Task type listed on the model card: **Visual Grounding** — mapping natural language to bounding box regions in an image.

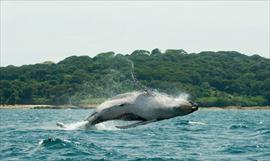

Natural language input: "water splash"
[126,58,149,92]
[57,121,88,130]
[56,120,126,131]
[95,121,121,131]
[145,90,191,108]
[176,92,190,100]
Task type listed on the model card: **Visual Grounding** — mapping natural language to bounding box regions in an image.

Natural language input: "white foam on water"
[58,120,139,131]
[188,121,206,125]
[38,140,44,146]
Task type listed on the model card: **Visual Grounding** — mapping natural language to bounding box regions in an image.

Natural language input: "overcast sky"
[1,1,269,66]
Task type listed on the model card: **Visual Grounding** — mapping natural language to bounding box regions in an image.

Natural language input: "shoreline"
[200,106,270,110]
[0,104,98,109]
[0,105,269,110]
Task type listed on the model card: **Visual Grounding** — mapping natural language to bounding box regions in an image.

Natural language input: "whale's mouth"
[192,106,199,112]
[190,101,199,112]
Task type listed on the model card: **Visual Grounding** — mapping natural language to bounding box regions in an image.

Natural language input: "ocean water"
[0,109,269,161]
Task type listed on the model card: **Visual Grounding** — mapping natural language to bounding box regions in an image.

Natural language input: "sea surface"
[0,109,269,161]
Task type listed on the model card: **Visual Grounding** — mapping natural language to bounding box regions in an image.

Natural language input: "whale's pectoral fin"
[116,119,157,129]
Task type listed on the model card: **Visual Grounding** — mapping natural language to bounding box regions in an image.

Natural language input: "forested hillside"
[1,49,269,107]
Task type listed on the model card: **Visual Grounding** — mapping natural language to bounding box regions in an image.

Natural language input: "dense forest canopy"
[1,49,269,107]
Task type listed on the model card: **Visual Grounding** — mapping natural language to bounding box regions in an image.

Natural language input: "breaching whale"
[57,91,198,129]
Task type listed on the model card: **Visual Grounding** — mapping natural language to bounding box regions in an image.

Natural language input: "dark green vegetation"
[1,49,269,107]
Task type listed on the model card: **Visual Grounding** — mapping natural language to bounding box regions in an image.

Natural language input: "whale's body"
[82,91,198,129]
[57,91,198,129]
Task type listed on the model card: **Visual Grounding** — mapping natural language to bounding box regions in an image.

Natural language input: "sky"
[1,1,269,66]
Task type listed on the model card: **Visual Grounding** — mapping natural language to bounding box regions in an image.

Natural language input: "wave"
[38,137,73,148]
[229,124,249,129]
